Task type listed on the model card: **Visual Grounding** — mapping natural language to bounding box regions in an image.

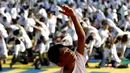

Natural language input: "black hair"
[15,39,20,44]
[102,19,108,26]
[13,29,20,36]
[86,35,94,44]
[47,44,65,64]
[3,16,7,21]
[40,17,45,22]
[124,15,129,18]
[12,19,18,24]
[37,35,46,44]
[121,34,128,43]
[114,36,122,43]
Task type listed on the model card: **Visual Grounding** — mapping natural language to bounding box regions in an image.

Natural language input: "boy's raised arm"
[59,5,85,55]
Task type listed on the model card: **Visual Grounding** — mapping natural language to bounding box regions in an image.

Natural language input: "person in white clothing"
[0,30,8,71]
[37,5,47,21]
[117,32,130,59]
[95,19,109,60]
[47,5,87,73]
[32,20,50,69]
[16,24,33,62]
[63,20,78,51]
[97,35,121,68]
[46,11,57,41]
[84,26,102,66]
[24,11,36,39]
[98,19,109,45]
[94,9,106,29]
[10,4,18,20]
[55,30,73,50]
[10,38,28,68]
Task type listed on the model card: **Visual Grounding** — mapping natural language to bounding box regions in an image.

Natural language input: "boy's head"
[121,34,128,43]
[13,29,20,36]
[15,39,21,45]
[101,19,109,29]
[47,44,76,67]
[114,36,122,43]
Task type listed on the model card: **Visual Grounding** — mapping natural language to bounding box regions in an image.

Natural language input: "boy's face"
[58,47,76,66]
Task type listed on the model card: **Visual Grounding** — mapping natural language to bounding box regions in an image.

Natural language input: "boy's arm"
[59,5,85,55]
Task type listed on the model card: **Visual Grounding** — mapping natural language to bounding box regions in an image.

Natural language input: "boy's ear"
[57,62,64,67]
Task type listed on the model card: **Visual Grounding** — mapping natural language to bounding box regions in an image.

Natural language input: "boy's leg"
[10,55,18,68]
[98,54,107,67]
[111,60,118,68]
[98,58,107,67]
[39,53,44,65]
[33,58,40,69]
[26,48,34,62]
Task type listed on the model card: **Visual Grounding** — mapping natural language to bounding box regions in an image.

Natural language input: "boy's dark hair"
[114,36,122,43]
[15,39,20,44]
[102,19,108,26]
[13,29,20,36]
[86,35,94,44]
[47,44,65,64]
[3,16,7,21]
[37,35,46,44]
[121,34,128,43]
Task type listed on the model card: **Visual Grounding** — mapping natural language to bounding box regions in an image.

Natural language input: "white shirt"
[14,40,26,56]
[124,32,130,48]
[60,52,87,73]
[75,7,83,21]
[35,42,46,54]
[111,44,121,63]
[0,23,8,38]
[66,26,78,41]
[1,1,7,7]
[50,4,60,16]
[98,28,109,44]
[3,12,12,24]
[47,15,57,34]
[11,7,18,19]
[61,33,73,46]
[119,4,128,20]
[35,27,49,41]
[37,20,50,37]
[19,25,32,48]
[0,37,8,59]
[38,8,47,18]
[25,18,36,32]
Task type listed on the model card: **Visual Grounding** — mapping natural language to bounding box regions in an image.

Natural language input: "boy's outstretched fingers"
[59,5,75,17]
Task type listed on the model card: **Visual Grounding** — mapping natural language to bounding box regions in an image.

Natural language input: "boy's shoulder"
[75,51,87,63]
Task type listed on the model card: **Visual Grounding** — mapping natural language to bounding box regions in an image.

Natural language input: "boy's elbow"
[79,33,86,41]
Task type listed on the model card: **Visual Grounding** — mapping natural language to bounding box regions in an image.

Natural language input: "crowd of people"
[0,0,130,72]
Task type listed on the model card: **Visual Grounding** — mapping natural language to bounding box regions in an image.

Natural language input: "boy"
[47,5,87,73]
[0,30,8,71]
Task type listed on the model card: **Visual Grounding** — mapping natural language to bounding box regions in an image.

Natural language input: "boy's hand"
[59,5,75,17]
